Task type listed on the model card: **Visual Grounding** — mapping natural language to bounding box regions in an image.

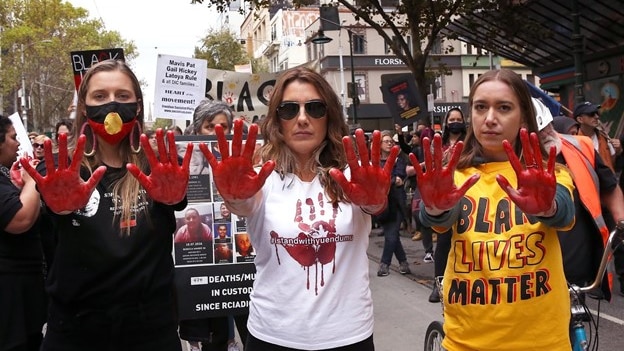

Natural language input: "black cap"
[574,101,601,117]
[552,116,579,134]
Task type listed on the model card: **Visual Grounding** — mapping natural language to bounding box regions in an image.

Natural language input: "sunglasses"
[32,143,44,149]
[276,100,327,120]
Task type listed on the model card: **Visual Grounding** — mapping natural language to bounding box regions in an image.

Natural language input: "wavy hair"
[258,67,349,204]
[457,69,544,169]
[74,59,146,235]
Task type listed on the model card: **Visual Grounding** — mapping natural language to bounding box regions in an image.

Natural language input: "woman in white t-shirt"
[200,67,398,350]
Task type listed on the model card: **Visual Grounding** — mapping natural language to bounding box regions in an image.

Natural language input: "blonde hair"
[74,59,147,235]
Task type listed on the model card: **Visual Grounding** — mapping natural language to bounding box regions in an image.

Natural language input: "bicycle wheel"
[424,321,445,351]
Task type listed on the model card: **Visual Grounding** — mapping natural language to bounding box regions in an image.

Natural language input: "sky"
[67,0,243,109]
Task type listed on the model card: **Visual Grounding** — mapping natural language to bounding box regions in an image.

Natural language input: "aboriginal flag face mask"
[86,101,138,145]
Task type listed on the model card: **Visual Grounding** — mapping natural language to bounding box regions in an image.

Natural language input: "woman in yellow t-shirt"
[415,69,575,351]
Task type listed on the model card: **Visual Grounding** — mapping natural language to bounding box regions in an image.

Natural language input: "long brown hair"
[74,59,147,234]
[259,67,349,204]
[457,69,545,169]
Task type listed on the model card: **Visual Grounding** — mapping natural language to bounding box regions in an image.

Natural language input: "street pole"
[348,30,357,124]
[20,44,28,130]
[337,30,347,121]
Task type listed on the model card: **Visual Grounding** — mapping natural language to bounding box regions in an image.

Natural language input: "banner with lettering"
[205,68,278,124]
[70,48,125,91]
[174,135,261,319]
[381,74,427,127]
[153,54,208,121]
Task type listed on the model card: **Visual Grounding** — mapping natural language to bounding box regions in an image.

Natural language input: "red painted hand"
[20,133,106,214]
[10,160,24,188]
[199,119,275,201]
[412,133,479,213]
[127,129,192,205]
[10,156,38,188]
[496,128,557,215]
[329,129,397,206]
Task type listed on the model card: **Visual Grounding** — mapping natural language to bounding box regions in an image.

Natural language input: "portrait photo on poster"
[173,202,214,266]
[381,74,426,127]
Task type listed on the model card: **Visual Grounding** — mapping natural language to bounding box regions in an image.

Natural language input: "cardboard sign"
[381,74,427,127]
[70,48,125,91]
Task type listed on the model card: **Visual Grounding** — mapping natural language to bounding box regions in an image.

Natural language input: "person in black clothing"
[23,59,192,351]
[0,115,47,351]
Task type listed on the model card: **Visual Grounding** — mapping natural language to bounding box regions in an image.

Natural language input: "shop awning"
[443,0,624,74]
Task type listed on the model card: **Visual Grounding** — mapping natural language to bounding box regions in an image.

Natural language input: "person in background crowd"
[178,99,244,351]
[416,107,468,302]
[144,129,158,154]
[416,69,575,351]
[547,111,624,302]
[54,118,73,144]
[0,115,47,351]
[575,102,624,295]
[22,59,192,351]
[200,67,396,350]
[32,134,51,161]
[28,131,39,144]
[376,130,411,277]
[574,101,621,172]
[169,125,183,136]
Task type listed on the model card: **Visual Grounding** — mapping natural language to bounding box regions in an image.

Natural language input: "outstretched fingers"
[199,142,218,170]
[342,135,360,172]
[354,129,370,166]
[242,124,258,159]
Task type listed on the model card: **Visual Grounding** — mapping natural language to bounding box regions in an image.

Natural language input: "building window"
[352,33,365,54]
[385,35,412,55]
[431,38,442,55]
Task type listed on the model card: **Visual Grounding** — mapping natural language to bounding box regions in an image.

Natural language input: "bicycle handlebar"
[574,228,624,294]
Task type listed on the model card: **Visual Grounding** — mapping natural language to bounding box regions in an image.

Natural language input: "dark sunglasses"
[277,100,327,120]
[32,143,44,149]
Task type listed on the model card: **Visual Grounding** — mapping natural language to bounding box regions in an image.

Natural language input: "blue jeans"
[380,210,407,265]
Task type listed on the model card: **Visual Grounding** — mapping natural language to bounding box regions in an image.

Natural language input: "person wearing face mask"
[24,59,193,351]
[409,108,467,302]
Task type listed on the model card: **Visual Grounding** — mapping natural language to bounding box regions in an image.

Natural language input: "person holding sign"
[200,67,397,350]
[178,99,243,351]
[20,59,193,351]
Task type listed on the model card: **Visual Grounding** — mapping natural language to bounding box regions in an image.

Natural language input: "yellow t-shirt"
[441,161,574,351]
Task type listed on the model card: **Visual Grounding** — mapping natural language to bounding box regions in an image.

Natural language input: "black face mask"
[85,101,138,145]
[446,122,466,134]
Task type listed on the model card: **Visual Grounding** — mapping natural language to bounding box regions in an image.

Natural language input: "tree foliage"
[190,0,547,100]
[0,0,136,132]
[194,28,253,71]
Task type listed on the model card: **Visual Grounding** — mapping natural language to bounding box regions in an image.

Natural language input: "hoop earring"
[80,122,96,157]
[131,120,142,154]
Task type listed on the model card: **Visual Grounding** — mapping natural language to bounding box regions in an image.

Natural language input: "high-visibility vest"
[559,134,612,297]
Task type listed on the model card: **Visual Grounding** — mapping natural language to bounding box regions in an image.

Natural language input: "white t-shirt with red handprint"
[244,170,374,349]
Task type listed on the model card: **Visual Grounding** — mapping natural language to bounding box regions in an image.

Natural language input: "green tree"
[194,28,252,71]
[191,0,546,100]
[0,0,136,132]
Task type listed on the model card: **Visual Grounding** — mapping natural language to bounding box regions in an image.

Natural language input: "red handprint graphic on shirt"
[270,192,346,295]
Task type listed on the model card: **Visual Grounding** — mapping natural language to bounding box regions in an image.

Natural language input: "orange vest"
[559,134,612,295]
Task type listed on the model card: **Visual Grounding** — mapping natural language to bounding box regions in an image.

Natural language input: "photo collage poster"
[173,135,259,319]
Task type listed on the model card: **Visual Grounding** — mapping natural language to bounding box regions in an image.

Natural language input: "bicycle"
[423,228,624,351]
